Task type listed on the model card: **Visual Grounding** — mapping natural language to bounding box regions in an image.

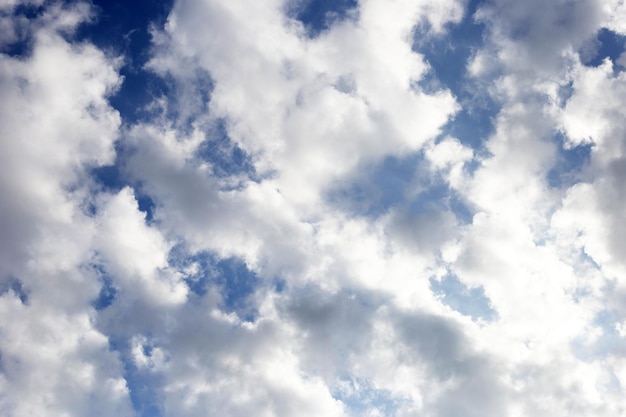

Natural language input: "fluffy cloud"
[0,2,133,416]
[3,0,626,416]
[147,0,460,209]
[441,0,626,414]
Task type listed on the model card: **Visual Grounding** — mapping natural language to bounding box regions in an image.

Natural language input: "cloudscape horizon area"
[1,0,626,416]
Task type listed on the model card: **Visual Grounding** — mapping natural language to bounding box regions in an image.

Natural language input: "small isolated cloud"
[2,0,626,416]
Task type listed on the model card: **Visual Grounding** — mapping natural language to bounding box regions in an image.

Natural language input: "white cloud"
[603,0,626,34]
[119,0,626,414]
[148,0,461,210]
[0,297,132,417]
[553,60,626,320]
[441,0,626,413]
[425,136,473,188]
[0,2,133,416]
[94,187,188,306]
[4,0,626,416]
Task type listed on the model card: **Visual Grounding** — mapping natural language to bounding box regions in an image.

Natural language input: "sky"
[1,0,626,416]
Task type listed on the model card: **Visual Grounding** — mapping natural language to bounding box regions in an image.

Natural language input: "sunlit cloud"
[2,0,626,416]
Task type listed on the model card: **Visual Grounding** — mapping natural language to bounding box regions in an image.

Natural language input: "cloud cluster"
[0,2,132,416]
[2,0,626,416]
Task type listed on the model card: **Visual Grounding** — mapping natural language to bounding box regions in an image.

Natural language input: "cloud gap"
[73,0,175,122]
[413,1,486,96]
[430,274,497,322]
[547,133,593,189]
[325,153,425,218]
[332,377,406,416]
[194,119,259,182]
[0,277,29,305]
[107,335,166,417]
[287,0,358,38]
[169,248,261,322]
[583,28,626,70]
[92,266,118,311]
[0,3,44,58]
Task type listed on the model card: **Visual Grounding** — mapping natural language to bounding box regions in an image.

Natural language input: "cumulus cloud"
[441,0,626,413]
[3,0,626,416]
[147,0,460,209]
[0,2,132,416]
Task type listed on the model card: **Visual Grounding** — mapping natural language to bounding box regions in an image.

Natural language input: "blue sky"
[2,0,626,416]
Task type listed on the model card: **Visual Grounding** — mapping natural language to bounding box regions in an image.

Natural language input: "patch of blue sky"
[579,247,601,271]
[288,0,358,38]
[0,3,43,57]
[92,274,117,311]
[215,257,260,320]
[449,190,475,225]
[327,152,474,224]
[326,153,422,218]
[90,159,157,222]
[194,119,260,184]
[557,80,574,107]
[169,247,260,322]
[74,0,175,123]
[408,181,474,225]
[571,308,625,363]
[413,0,485,94]
[441,101,498,153]
[88,259,119,311]
[333,377,407,417]
[414,0,497,151]
[70,0,178,223]
[112,70,174,125]
[0,277,29,305]
[430,274,497,322]
[547,133,593,189]
[107,336,165,417]
[583,28,626,72]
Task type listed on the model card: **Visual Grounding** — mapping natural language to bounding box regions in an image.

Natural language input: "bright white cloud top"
[1,0,626,416]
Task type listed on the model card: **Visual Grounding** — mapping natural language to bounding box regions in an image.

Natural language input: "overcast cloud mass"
[1,0,626,416]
